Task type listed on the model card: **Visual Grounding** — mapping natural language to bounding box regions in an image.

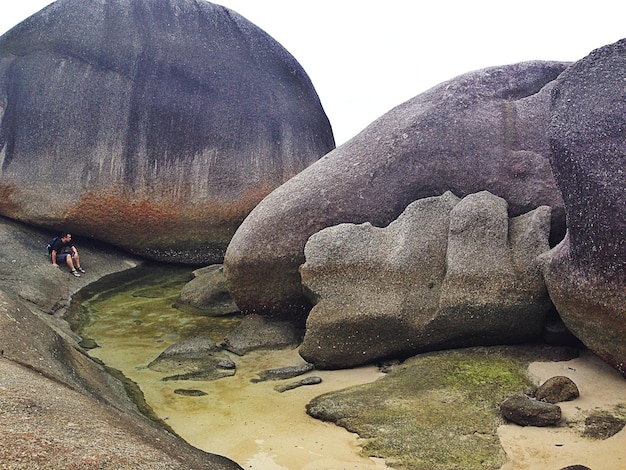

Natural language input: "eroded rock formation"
[299,191,553,368]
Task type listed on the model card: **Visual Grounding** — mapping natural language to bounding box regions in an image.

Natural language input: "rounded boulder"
[0,0,334,263]
[225,60,568,320]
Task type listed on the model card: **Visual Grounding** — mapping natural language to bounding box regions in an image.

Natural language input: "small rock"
[174,389,208,397]
[274,376,322,393]
[536,376,580,403]
[501,395,561,426]
[217,359,237,370]
[559,466,592,470]
[251,363,314,383]
[149,337,221,364]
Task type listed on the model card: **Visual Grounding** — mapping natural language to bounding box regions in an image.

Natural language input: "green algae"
[70,264,241,352]
[307,345,579,470]
[66,263,243,430]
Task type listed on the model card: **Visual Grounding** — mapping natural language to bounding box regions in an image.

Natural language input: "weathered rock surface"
[148,337,236,381]
[274,376,322,393]
[174,388,208,397]
[582,410,626,439]
[500,395,562,426]
[543,39,626,377]
[222,314,303,355]
[251,363,314,383]
[299,191,553,368]
[0,216,241,469]
[535,376,580,403]
[0,0,334,264]
[306,346,577,469]
[176,264,239,316]
[224,60,568,322]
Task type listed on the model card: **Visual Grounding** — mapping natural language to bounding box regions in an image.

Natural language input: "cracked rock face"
[543,39,626,377]
[224,60,568,322]
[299,191,553,369]
[0,0,334,264]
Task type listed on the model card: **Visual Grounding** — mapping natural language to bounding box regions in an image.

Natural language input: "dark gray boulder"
[176,264,239,316]
[274,376,322,393]
[299,191,553,368]
[535,376,579,403]
[224,61,568,322]
[0,0,334,264]
[222,314,303,355]
[542,39,626,377]
[500,395,562,427]
[148,337,236,381]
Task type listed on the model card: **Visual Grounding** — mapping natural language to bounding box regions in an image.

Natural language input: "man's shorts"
[56,253,72,263]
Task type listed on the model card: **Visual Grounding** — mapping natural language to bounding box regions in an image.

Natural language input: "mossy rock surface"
[582,407,626,439]
[306,345,578,470]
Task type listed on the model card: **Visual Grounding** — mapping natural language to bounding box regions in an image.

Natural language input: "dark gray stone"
[274,376,322,393]
[174,389,208,397]
[535,376,579,403]
[176,265,239,316]
[222,314,303,356]
[582,410,626,440]
[224,60,568,322]
[0,0,334,264]
[501,395,562,426]
[148,337,236,382]
[251,363,314,383]
[543,39,626,377]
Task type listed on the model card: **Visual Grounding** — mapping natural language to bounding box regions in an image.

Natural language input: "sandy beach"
[498,350,626,470]
[88,342,626,470]
[91,346,391,469]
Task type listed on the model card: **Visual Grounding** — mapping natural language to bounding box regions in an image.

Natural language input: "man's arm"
[51,250,58,267]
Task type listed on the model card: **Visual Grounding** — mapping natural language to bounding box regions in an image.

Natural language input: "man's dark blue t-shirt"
[51,237,73,255]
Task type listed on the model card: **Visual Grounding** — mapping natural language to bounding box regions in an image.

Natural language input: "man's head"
[61,233,72,243]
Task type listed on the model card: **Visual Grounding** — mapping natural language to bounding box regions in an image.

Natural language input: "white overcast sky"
[1,1,625,144]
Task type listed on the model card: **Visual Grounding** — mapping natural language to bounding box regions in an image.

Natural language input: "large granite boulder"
[299,191,553,368]
[542,39,626,377]
[224,61,568,322]
[0,0,334,264]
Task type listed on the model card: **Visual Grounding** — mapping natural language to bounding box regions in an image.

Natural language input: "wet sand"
[498,350,626,470]
[80,266,625,470]
[90,342,626,470]
[90,346,390,469]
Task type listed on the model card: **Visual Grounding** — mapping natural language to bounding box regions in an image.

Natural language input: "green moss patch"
[307,346,578,470]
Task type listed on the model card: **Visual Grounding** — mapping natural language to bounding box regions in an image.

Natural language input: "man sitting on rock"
[50,232,85,277]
